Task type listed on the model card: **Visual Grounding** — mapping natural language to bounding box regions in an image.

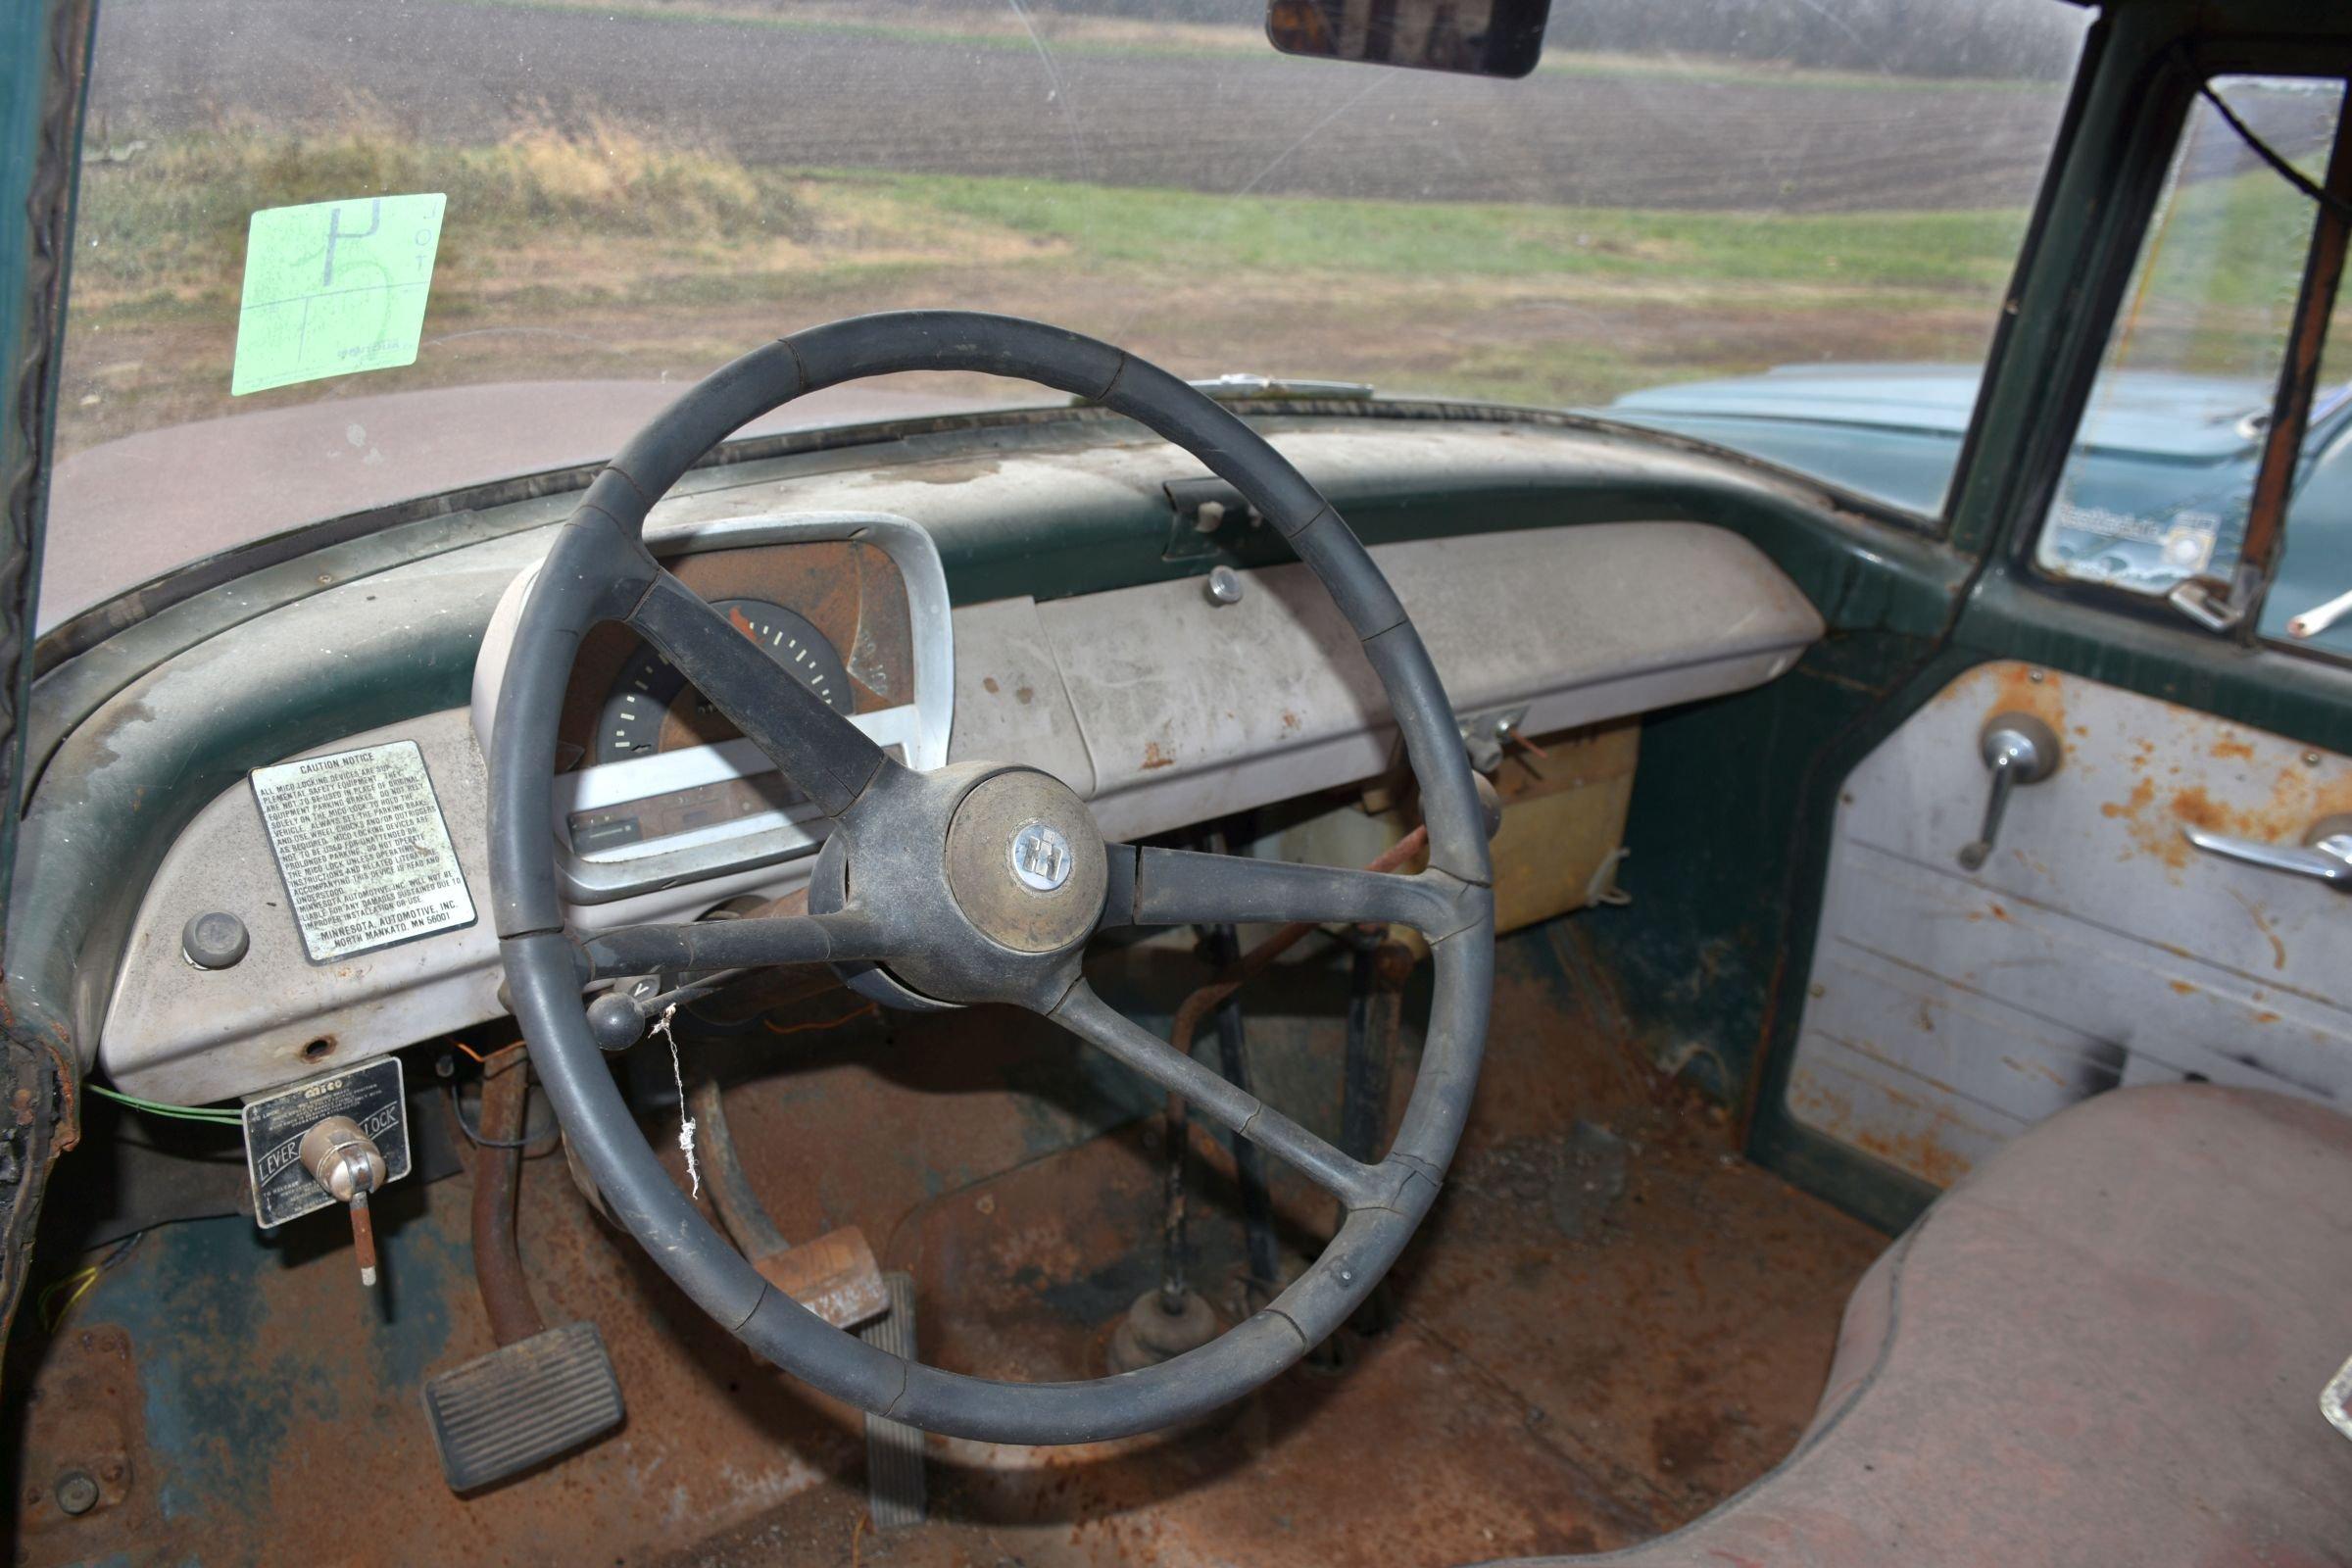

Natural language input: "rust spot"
[2168,980,2196,997]
[2255,1009,2283,1025]
[1984,662,2065,734]
[2101,778,2199,870]
[2170,786,2227,831]
[2104,745,2352,876]
[2102,778,2155,821]
[2230,891,2288,971]
[982,676,1000,694]
[1015,685,1034,706]
[1788,1072,1974,1188]
[1852,1123,1972,1187]
[1141,742,1175,771]
[1281,710,1301,733]
[2001,1054,2068,1089]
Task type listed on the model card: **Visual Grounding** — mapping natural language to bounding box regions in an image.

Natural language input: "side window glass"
[2035,77,2345,622]
[2262,281,2352,657]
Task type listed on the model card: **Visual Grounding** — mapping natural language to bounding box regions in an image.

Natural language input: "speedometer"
[594,598,855,763]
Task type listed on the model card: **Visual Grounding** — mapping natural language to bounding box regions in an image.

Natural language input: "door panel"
[1788,658,2352,1187]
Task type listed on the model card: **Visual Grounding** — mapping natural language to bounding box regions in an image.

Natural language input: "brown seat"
[1490,1084,2352,1566]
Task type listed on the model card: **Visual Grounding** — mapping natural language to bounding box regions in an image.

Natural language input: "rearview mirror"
[1267,0,1552,79]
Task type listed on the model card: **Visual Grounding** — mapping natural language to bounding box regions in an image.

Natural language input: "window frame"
[2000,44,2352,670]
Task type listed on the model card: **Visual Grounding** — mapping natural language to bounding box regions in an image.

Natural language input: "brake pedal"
[860,1271,927,1530]
[422,1319,625,1492]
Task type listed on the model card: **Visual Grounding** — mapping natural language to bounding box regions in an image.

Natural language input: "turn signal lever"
[1957,712,2061,871]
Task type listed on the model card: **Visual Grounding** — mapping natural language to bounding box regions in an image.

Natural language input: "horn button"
[942,770,1107,955]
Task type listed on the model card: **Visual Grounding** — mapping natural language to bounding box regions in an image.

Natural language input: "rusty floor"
[6,922,1885,1568]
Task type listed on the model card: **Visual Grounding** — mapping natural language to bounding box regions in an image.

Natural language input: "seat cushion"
[1489,1084,2352,1566]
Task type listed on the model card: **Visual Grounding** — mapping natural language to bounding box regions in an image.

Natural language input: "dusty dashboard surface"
[76,442,1825,1112]
[96,514,956,1106]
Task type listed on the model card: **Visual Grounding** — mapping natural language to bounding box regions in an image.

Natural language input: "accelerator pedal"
[859,1271,928,1529]
[422,1320,624,1492]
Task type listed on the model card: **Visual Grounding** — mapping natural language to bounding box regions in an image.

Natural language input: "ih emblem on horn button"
[1008,820,1073,893]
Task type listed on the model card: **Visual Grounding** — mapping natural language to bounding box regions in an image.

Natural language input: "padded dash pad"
[421,1321,624,1493]
[232,193,444,395]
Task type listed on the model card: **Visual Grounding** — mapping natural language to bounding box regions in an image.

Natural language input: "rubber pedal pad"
[859,1272,928,1529]
[422,1320,624,1492]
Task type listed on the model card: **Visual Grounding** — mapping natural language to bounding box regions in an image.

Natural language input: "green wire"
[81,1082,242,1124]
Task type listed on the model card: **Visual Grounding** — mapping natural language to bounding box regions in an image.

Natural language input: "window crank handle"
[1957,712,2061,871]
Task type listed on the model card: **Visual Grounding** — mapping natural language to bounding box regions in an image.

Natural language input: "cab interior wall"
[39,2,2352,1561]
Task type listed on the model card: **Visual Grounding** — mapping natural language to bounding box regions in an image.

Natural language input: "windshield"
[46,0,2090,628]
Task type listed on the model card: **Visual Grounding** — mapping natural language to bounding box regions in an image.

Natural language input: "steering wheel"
[489,312,1495,1445]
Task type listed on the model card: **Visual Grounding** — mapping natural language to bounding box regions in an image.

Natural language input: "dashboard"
[29,417,1850,1111]
[473,513,953,901]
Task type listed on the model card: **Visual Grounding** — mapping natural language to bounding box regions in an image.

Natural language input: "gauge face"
[595,598,855,763]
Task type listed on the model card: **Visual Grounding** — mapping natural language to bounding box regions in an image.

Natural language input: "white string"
[653,1003,700,1198]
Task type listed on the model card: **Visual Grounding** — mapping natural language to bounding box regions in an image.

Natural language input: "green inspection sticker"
[230,193,446,396]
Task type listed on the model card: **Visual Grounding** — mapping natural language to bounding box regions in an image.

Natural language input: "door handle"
[1957,712,2061,870]
[2183,814,2352,890]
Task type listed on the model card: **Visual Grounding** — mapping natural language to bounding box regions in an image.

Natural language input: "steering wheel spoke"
[577,907,896,981]
[1048,980,1385,1208]
[1111,843,1467,937]
[625,568,895,819]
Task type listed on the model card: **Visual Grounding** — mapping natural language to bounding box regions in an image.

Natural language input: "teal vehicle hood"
[1600,362,2352,662]
[1607,364,2273,481]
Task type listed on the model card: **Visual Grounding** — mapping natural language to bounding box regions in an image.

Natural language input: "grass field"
[58,116,2038,456]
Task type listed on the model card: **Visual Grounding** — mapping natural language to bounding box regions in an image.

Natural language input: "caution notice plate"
[251,740,476,962]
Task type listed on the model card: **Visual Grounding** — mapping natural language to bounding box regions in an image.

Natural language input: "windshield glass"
[47,0,2090,628]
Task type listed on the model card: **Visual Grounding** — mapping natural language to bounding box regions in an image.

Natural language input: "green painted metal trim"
[0,0,94,1382]
[0,0,90,952]
[1736,638,2003,1233]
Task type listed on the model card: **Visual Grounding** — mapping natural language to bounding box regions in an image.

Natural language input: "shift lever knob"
[300,1114,387,1287]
